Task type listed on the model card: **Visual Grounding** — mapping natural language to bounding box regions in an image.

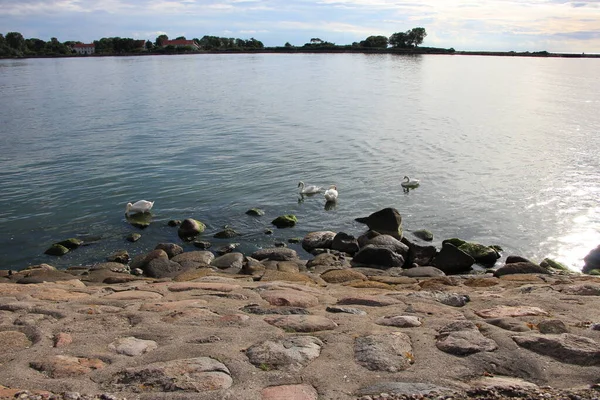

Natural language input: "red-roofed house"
[72,43,95,55]
[162,39,199,49]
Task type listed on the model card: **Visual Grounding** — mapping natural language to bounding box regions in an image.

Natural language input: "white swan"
[324,185,338,202]
[401,176,420,189]
[298,181,323,194]
[125,200,154,215]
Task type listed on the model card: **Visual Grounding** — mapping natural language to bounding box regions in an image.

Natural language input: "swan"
[125,200,154,215]
[401,176,420,189]
[324,185,338,202]
[298,181,323,195]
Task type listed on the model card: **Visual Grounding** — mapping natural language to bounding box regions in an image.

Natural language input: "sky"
[1,0,599,53]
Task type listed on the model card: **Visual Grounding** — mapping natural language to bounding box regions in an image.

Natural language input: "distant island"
[1,28,598,59]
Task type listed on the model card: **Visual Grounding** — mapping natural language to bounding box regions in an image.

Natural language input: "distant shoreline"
[2,47,599,60]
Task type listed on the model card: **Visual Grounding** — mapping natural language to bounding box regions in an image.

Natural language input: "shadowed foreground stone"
[512,333,600,365]
[354,332,414,372]
[246,336,324,371]
[114,357,232,392]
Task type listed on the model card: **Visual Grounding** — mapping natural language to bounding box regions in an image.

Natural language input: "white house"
[72,43,95,55]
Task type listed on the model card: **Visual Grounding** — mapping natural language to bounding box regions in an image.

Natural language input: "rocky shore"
[2,208,600,400]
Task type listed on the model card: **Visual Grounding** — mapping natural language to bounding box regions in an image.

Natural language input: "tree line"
[0,27,428,58]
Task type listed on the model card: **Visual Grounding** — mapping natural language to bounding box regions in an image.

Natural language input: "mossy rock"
[457,242,500,266]
[442,238,466,247]
[56,238,83,250]
[540,258,569,271]
[288,237,302,243]
[271,215,298,228]
[588,269,600,276]
[264,229,274,235]
[126,212,152,229]
[44,244,69,256]
[246,208,265,216]
[490,245,504,252]
[412,229,433,241]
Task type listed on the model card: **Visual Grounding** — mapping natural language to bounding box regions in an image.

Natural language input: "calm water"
[0,54,599,271]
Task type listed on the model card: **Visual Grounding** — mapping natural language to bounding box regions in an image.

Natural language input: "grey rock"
[172,251,214,265]
[354,333,414,372]
[493,262,552,277]
[538,319,569,334]
[352,245,405,269]
[114,357,231,392]
[250,247,298,261]
[331,232,359,254]
[302,231,336,252]
[245,336,323,371]
[211,252,244,270]
[155,243,184,258]
[436,321,498,355]
[513,333,600,365]
[144,258,185,279]
[365,234,409,257]
[485,318,531,332]
[325,306,367,315]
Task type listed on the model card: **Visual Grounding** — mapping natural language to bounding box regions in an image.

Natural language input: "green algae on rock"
[272,215,298,228]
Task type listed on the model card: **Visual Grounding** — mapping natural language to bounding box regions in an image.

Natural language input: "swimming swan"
[125,200,154,215]
[401,176,420,189]
[298,181,323,194]
[324,185,338,202]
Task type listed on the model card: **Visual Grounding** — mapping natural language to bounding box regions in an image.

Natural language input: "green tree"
[360,35,388,48]
[155,34,168,47]
[284,42,292,48]
[407,27,427,47]
[175,36,186,40]
[145,40,153,51]
[5,32,25,52]
[389,28,427,48]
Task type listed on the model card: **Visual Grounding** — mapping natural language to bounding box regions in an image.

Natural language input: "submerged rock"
[245,208,265,216]
[44,244,69,256]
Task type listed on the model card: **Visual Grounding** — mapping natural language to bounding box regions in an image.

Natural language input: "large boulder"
[432,243,474,275]
[364,235,409,259]
[331,232,359,255]
[302,231,336,253]
[351,245,405,269]
[583,244,600,274]
[144,258,186,279]
[493,262,551,277]
[178,219,206,241]
[251,248,298,262]
[355,208,403,239]
[443,239,500,266]
[155,243,184,258]
[401,233,437,266]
